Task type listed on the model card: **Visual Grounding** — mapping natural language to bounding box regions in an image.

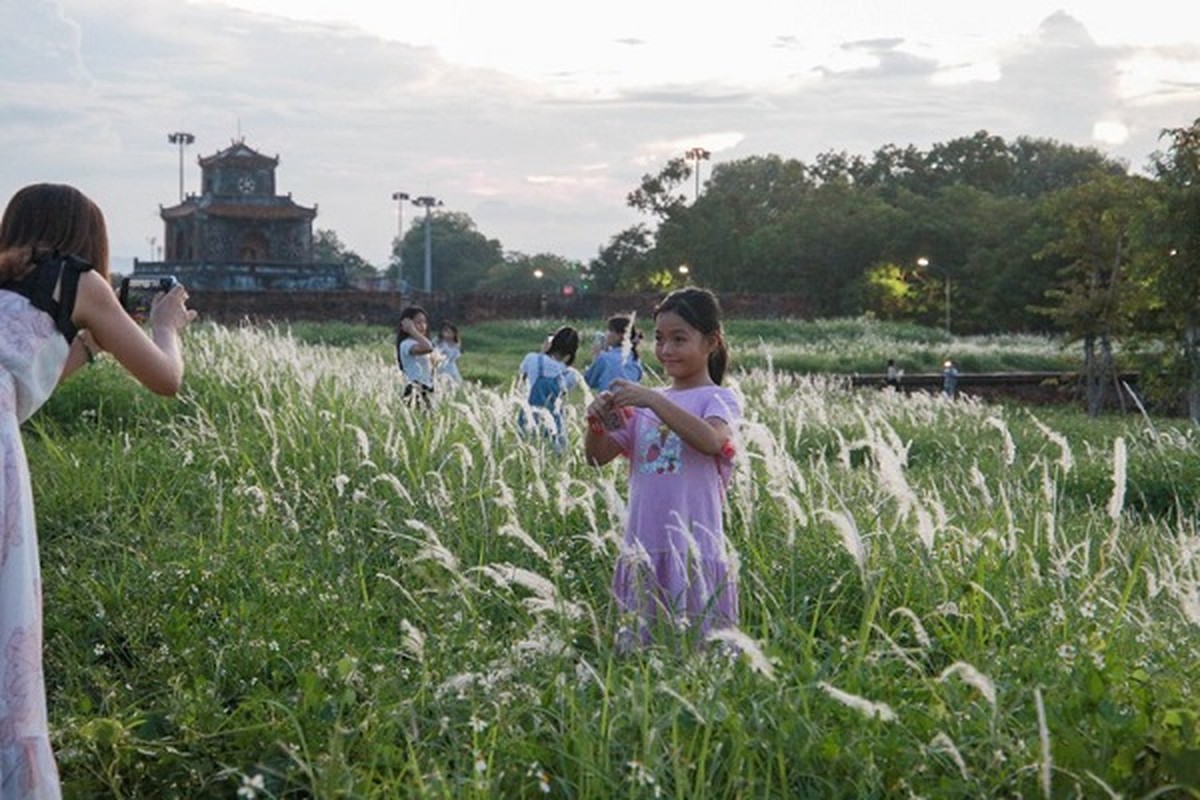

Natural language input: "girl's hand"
[607,378,656,409]
[586,391,616,419]
[149,283,197,334]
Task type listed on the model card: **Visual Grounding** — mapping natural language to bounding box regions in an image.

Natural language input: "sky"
[2,0,1199,273]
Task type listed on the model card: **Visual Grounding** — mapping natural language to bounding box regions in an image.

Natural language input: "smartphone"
[118,275,178,316]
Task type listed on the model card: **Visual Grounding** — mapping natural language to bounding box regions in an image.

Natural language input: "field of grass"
[283,317,1083,388]
[24,320,1200,798]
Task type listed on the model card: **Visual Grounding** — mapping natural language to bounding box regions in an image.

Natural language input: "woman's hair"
[395,305,428,346]
[655,287,728,384]
[606,313,642,360]
[545,326,580,366]
[0,183,110,282]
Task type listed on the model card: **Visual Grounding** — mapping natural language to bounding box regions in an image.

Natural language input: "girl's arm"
[59,329,98,380]
[400,319,434,355]
[70,270,195,396]
[607,379,730,456]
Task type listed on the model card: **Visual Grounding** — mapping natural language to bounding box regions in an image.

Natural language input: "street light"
[678,264,690,285]
[391,191,410,288]
[917,256,950,334]
[411,195,443,293]
[167,131,195,202]
[684,146,711,202]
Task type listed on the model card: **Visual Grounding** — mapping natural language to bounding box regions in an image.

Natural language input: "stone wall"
[187,289,810,325]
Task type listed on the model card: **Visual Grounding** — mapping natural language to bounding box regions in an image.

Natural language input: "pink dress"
[605,385,740,644]
[1,255,88,800]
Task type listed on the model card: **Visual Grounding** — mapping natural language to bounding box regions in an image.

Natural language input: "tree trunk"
[1186,322,1200,424]
[1083,334,1104,417]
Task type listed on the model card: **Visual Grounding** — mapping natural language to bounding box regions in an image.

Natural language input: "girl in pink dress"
[0,184,196,799]
[584,287,740,647]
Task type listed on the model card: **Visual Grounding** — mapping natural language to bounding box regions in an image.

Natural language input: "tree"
[477,252,583,292]
[395,211,503,294]
[313,229,377,281]
[626,157,691,220]
[1034,173,1149,415]
[1136,117,1200,422]
[587,225,656,291]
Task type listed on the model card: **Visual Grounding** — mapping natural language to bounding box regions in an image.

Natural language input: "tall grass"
[25,322,1198,798]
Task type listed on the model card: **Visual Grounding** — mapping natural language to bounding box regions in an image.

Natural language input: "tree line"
[318,118,1200,421]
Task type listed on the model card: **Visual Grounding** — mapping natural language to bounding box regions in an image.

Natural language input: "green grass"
[22,320,1199,798]
[283,316,1082,388]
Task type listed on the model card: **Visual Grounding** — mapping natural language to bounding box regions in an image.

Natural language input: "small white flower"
[237,773,265,799]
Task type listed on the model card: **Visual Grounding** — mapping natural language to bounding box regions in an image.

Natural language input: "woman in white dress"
[0,183,196,799]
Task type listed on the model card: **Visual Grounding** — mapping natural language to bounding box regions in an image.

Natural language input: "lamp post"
[917,257,950,334]
[678,264,690,285]
[412,195,443,293]
[391,191,410,289]
[167,131,195,202]
[684,146,711,202]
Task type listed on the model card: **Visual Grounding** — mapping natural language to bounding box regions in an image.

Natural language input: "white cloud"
[2,0,1199,271]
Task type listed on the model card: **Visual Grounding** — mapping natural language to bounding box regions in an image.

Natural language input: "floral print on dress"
[1,281,68,799]
[636,422,683,475]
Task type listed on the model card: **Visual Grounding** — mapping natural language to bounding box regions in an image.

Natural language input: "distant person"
[0,182,197,798]
[585,313,644,391]
[885,358,900,389]
[434,321,462,384]
[585,287,741,648]
[518,326,581,451]
[942,359,959,398]
[396,305,434,407]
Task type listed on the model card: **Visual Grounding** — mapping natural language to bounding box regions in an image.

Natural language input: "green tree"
[1034,173,1149,415]
[395,211,503,294]
[477,253,582,292]
[587,225,656,291]
[313,229,377,281]
[1136,117,1200,422]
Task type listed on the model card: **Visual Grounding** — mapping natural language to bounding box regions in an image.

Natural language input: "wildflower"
[1079,601,1096,620]
[237,773,265,799]
[1057,643,1076,665]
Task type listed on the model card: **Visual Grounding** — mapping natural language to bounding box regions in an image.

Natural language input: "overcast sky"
[2,0,1198,272]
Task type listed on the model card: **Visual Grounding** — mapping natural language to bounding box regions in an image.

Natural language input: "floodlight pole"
[392,191,410,288]
[167,131,195,202]
[412,195,443,293]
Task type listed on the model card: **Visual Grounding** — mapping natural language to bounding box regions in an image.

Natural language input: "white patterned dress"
[0,254,89,800]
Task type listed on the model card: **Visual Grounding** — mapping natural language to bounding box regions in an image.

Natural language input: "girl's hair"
[655,287,729,384]
[545,326,580,366]
[439,321,460,344]
[0,183,110,282]
[395,305,428,346]
[606,313,642,360]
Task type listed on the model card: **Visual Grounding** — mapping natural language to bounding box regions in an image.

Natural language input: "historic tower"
[151,140,342,289]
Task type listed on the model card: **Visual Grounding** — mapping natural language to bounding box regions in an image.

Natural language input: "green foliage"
[26,323,1197,797]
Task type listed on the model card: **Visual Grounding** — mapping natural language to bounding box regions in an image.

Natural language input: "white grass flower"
[985,415,1017,466]
[938,661,997,708]
[818,681,896,722]
[888,607,931,649]
[819,508,867,576]
[237,773,265,799]
[1035,687,1053,798]
[706,628,775,680]
[1029,413,1074,474]
[929,731,970,780]
[399,619,425,662]
[1107,436,1127,521]
[498,521,550,563]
